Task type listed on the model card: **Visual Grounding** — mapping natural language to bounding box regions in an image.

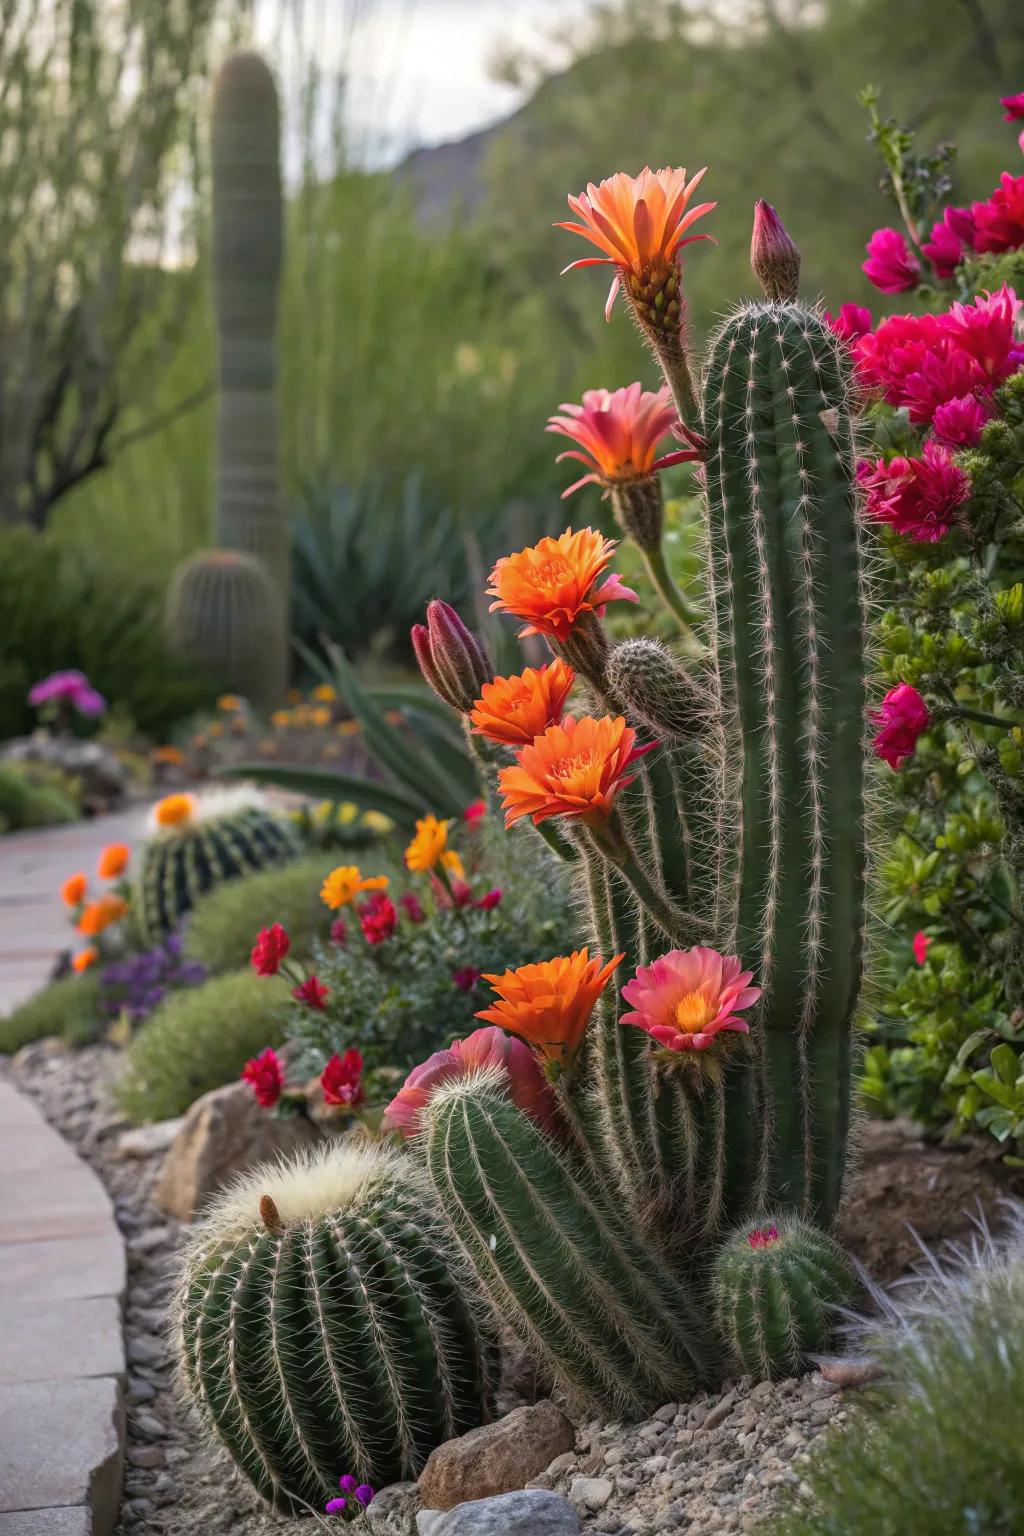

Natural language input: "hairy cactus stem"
[621,274,700,431]
[585,812,698,946]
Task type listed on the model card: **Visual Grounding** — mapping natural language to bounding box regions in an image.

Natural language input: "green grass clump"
[0,762,80,834]
[0,972,103,1054]
[763,1215,1024,1536]
[115,970,289,1124]
[182,851,375,973]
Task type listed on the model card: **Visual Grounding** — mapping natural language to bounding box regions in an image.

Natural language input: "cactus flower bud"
[412,600,493,713]
[751,200,801,303]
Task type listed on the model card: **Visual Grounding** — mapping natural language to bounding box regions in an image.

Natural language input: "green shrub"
[0,762,80,834]
[0,526,214,740]
[115,970,289,1123]
[0,972,103,1054]
[182,850,392,974]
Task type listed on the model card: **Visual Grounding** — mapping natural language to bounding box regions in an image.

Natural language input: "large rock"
[424,1491,580,1536]
[418,1401,575,1512]
[365,1482,421,1535]
[152,1082,320,1221]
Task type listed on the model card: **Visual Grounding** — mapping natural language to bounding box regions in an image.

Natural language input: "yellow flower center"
[675,989,714,1033]
[537,556,573,590]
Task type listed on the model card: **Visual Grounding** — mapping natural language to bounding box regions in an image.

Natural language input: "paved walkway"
[0,806,153,1014]
[0,1080,126,1534]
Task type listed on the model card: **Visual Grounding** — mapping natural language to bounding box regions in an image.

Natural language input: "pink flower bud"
[751,200,801,302]
[412,602,493,713]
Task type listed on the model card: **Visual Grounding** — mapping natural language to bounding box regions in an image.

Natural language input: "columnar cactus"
[136,788,299,943]
[712,1215,859,1380]
[177,1143,499,1514]
[165,549,286,708]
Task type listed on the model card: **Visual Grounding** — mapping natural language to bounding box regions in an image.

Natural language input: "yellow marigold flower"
[311,707,332,727]
[271,710,291,729]
[320,865,390,910]
[154,792,196,829]
[363,810,393,834]
[72,947,98,974]
[217,693,242,712]
[443,849,465,881]
[405,814,454,873]
[312,683,337,702]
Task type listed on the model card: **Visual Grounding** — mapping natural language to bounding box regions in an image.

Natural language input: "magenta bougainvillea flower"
[970,172,1024,253]
[862,227,920,293]
[240,1047,285,1108]
[620,946,761,1053]
[858,442,971,543]
[872,684,929,771]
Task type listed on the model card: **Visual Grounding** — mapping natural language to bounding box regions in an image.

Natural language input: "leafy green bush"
[0,526,214,740]
[182,853,359,974]
[0,761,80,834]
[0,972,103,1054]
[115,970,289,1123]
[763,1213,1024,1535]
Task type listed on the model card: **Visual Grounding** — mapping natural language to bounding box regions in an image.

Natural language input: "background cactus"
[177,1143,499,1514]
[165,549,286,708]
[712,1215,859,1380]
[135,790,299,944]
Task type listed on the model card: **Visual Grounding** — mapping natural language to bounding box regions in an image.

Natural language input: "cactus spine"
[165,549,286,710]
[712,1215,859,1380]
[422,1070,712,1416]
[177,1144,499,1514]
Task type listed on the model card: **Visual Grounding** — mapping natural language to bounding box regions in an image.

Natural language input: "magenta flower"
[858,442,971,543]
[293,975,330,1010]
[922,218,964,280]
[475,888,502,910]
[464,799,487,824]
[620,946,761,1053]
[971,173,1024,254]
[28,669,106,716]
[330,917,348,945]
[940,284,1024,385]
[824,303,872,343]
[912,931,931,966]
[872,684,929,771]
[241,1047,285,1108]
[250,923,290,976]
[862,227,921,293]
[931,393,992,448]
[383,1026,560,1138]
[326,1476,374,1516]
[546,382,700,498]
[1001,92,1024,122]
[453,966,481,992]
[748,1225,780,1250]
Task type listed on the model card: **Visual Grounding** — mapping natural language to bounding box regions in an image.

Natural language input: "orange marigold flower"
[470,659,576,746]
[217,693,242,712]
[475,949,624,1065]
[547,383,703,498]
[320,864,389,910]
[97,843,130,880]
[499,714,654,828]
[151,744,184,765]
[405,814,458,874]
[311,707,332,727]
[72,947,98,974]
[61,872,88,907]
[487,526,636,641]
[558,165,716,320]
[312,683,337,702]
[78,894,128,937]
[153,792,196,829]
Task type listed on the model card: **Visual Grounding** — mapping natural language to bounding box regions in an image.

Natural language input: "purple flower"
[326,1476,374,1517]
[28,670,107,716]
[325,1497,347,1515]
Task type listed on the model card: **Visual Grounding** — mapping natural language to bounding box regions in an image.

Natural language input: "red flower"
[862,227,920,293]
[858,441,971,543]
[464,799,487,825]
[321,1048,364,1107]
[922,218,964,280]
[241,1047,284,1108]
[383,1026,560,1137]
[293,975,330,1010]
[931,394,992,448]
[475,888,502,910]
[399,892,426,924]
[360,892,397,945]
[912,931,931,966]
[824,303,872,343]
[251,923,290,976]
[453,967,481,991]
[872,684,929,771]
[970,174,1024,254]
[748,1226,781,1250]
[330,917,348,945]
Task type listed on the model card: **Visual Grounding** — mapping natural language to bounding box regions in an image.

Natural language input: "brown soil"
[838,1115,1024,1285]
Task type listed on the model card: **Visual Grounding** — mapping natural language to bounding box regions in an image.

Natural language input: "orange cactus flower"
[475,949,624,1065]
[153,792,196,829]
[547,383,703,498]
[61,872,88,907]
[487,526,636,642]
[470,659,576,746]
[78,894,128,937]
[97,843,130,880]
[498,714,654,829]
[558,165,716,320]
[72,947,98,974]
[405,814,463,878]
[320,864,389,910]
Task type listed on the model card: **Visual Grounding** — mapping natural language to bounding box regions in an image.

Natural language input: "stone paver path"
[0,1079,126,1535]
[0,806,153,1014]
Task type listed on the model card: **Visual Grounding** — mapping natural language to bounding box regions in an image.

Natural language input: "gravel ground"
[3,1039,850,1535]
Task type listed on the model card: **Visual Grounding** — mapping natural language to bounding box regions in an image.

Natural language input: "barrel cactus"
[176,1142,499,1514]
[165,549,286,709]
[135,788,299,944]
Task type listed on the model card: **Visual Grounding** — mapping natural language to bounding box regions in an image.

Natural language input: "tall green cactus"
[177,1143,499,1514]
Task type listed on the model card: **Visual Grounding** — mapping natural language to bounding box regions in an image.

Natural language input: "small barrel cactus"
[177,1141,500,1515]
[712,1215,858,1380]
[165,549,287,710]
[135,788,299,944]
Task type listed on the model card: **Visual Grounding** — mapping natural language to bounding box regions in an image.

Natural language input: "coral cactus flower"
[384,1025,560,1135]
[405,814,462,876]
[77,894,128,937]
[872,684,929,771]
[250,923,291,976]
[293,975,330,1010]
[72,947,98,974]
[321,1048,364,1107]
[97,843,130,880]
[546,383,701,498]
[61,872,88,907]
[558,165,716,320]
[475,950,623,1065]
[487,527,637,641]
[470,659,576,746]
[320,865,389,910]
[498,714,653,829]
[621,947,762,1052]
[153,792,196,830]
[241,1047,284,1108]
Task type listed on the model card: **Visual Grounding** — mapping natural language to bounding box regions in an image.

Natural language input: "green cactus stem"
[177,1143,500,1515]
[165,548,286,708]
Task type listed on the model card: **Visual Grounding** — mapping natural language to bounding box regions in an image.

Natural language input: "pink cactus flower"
[940,285,1024,384]
[912,931,931,966]
[748,1225,781,1250]
[857,442,971,543]
[931,393,992,448]
[28,669,106,716]
[823,303,872,343]
[872,684,929,771]
[383,1026,560,1137]
[922,218,964,280]
[862,227,920,293]
[546,382,700,498]
[620,946,761,1053]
